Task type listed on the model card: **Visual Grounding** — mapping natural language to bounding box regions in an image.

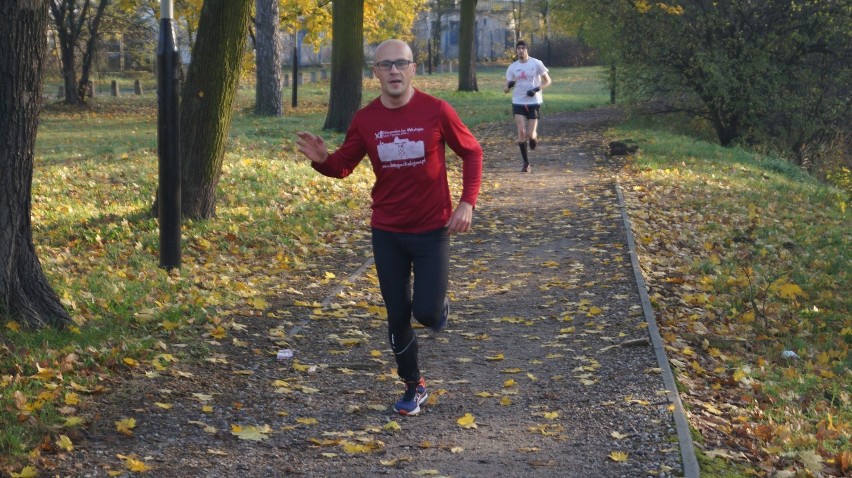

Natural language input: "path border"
[616,182,701,478]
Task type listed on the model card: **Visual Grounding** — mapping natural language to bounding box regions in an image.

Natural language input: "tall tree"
[363,0,426,43]
[510,0,524,44]
[49,0,110,105]
[322,0,364,133]
[531,0,552,65]
[179,0,252,219]
[553,0,850,159]
[428,0,455,68]
[255,0,282,116]
[457,0,477,91]
[1,0,72,329]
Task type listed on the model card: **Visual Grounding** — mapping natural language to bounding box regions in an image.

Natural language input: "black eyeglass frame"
[375,59,413,71]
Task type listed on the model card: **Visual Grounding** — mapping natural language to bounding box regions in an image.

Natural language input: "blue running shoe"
[393,377,428,416]
[430,297,449,333]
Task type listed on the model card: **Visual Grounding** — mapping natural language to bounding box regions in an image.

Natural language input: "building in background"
[412,0,516,65]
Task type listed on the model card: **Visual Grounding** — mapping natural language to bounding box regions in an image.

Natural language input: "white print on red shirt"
[376,128,426,167]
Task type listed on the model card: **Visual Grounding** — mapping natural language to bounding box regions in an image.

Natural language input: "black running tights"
[371,227,449,382]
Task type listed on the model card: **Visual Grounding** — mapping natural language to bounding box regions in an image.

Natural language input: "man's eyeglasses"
[375,59,413,71]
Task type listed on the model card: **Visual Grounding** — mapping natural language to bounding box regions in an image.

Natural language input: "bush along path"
[43,108,691,477]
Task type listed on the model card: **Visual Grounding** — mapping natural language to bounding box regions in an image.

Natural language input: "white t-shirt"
[506,57,548,105]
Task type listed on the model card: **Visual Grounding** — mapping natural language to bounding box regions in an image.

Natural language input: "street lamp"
[157,0,181,270]
[291,17,305,108]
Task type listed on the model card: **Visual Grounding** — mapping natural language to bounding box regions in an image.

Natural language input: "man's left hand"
[446,201,474,234]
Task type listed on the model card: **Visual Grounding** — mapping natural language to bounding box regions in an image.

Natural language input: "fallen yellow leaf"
[64,416,84,427]
[457,413,477,429]
[609,451,629,462]
[115,417,136,436]
[230,424,272,441]
[383,420,401,431]
[124,458,149,472]
[10,466,38,478]
[342,439,384,454]
[55,434,73,452]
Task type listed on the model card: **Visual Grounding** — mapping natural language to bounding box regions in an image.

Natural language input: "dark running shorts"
[512,103,541,119]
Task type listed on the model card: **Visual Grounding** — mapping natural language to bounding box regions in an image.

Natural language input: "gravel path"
[47,108,687,478]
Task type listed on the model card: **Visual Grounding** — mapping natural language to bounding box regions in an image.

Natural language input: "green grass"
[612,117,850,475]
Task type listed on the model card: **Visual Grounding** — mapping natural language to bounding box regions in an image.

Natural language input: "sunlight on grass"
[615,123,851,472]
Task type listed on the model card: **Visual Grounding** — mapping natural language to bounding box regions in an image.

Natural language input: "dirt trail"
[47,108,684,478]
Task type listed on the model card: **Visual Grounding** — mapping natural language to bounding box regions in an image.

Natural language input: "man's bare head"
[373,39,416,107]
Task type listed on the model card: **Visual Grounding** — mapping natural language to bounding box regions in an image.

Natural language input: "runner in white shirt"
[504,40,551,173]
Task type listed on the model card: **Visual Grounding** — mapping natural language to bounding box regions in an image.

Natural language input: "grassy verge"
[1,67,608,469]
[615,115,851,476]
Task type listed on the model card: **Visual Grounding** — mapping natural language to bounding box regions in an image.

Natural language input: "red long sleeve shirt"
[312,89,483,233]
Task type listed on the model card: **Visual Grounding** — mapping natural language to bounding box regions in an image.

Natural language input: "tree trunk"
[457,0,478,92]
[76,0,109,102]
[322,0,364,133]
[179,0,252,219]
[1,0,72,329]
[50,0,83,105]
[255,0,282,116]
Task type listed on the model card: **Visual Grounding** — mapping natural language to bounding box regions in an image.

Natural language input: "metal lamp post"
[291,19,305,108]
[157,0,181,270]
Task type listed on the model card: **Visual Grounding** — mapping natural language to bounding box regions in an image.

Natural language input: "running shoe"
[529,138,537,150]
[521,162,530,173]
[430,297,449,332]
[393,377,428,416]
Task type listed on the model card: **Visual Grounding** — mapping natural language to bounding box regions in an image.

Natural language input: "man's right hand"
[295,131,329,164]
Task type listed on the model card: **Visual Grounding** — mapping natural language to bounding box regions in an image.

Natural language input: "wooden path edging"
[616,182,701,477]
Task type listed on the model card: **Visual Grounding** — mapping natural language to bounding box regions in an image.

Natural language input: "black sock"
[518,142,528,163]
